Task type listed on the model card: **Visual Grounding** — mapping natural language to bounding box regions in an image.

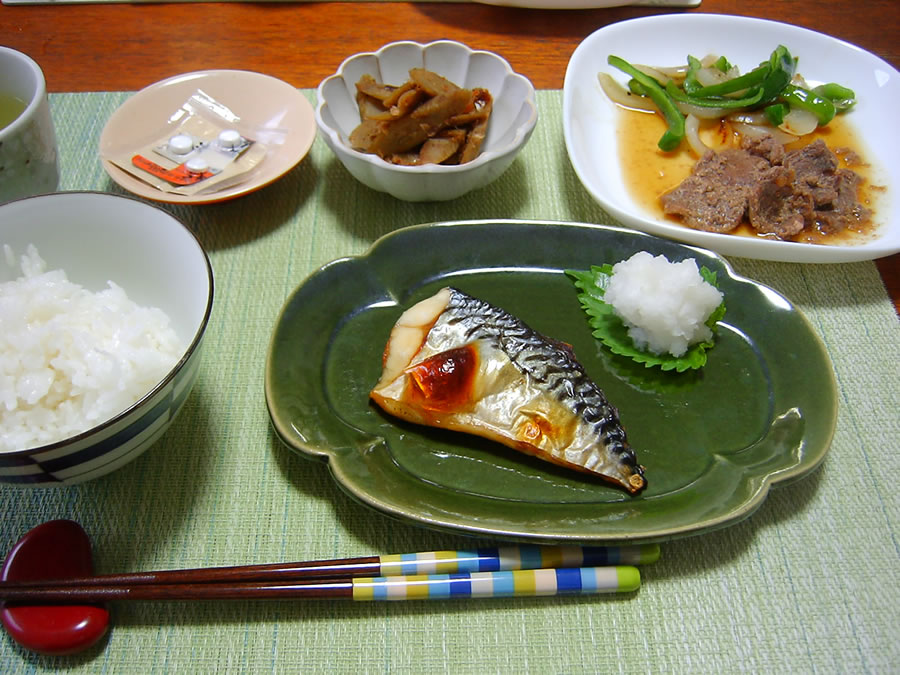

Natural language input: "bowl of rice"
[0,192,213,486]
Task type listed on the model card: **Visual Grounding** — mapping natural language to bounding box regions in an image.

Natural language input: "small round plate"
[99,70,316,204]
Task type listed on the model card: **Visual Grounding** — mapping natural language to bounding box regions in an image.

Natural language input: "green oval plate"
[265,220,837,543]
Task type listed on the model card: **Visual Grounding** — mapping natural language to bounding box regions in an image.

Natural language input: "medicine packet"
[105,89,283,196]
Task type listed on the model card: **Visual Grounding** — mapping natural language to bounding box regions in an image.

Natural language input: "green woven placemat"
[0,90,897,674]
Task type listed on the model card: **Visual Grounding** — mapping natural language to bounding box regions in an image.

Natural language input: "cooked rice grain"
[1,245,184,451]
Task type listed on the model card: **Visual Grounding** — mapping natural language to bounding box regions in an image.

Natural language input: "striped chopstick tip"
[350,565,640,601]
[615,565,641,593]
[376,544,660,577]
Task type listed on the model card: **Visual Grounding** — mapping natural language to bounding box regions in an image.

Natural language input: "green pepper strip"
[608,55,685,152]
[764,103,789,126]
[713,55,732,73]
[683,55,703,95]
[758,45,795,104]
[781,84,837,125]
[627,78,650,97]
[666,80,765,109]
[813,82,857,111]
[680,46,793,106]
[691,63,770,98]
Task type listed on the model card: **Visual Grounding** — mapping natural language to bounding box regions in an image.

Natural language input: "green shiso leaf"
[566,264,726,372]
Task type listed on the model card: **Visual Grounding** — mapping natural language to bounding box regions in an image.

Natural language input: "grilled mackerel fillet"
[370,287,646,494]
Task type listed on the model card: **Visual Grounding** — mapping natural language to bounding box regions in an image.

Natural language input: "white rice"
[604,251,723,357]
[0,245,184,452]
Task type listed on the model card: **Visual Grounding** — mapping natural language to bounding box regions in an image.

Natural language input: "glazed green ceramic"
[265,221,837,543]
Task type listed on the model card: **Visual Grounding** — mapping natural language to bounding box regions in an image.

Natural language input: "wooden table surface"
[2,0,897,309]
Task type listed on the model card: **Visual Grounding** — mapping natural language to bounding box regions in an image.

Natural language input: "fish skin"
[371,287,647,494]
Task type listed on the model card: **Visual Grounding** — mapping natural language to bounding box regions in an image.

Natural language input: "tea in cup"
[0,47,60,204]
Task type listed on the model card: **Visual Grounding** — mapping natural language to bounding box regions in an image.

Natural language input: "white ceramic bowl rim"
[0,190,214,457]
[316,39,538,174]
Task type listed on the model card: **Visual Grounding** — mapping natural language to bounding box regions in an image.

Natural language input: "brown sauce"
[616,108,885,245]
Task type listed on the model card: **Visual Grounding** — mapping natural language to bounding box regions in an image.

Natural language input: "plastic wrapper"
[104,89,286,196]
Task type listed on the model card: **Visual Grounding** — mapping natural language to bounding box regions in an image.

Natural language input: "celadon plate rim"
[265,220,837,543]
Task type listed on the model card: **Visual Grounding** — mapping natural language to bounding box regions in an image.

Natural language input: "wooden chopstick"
[1,578,354,602]
[0,544,658,603]
[0,543,659,590]
[0,567,642,603]
[2,556,382,589]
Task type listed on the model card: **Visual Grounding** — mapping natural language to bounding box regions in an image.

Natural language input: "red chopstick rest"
[1,519,109,655]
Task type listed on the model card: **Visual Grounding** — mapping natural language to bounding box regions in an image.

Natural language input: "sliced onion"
[648,64,689,82]
[673,99,731,119]
[730,121,799,145]
[723,88,752,100]
[779,107,819,136]
[727,110,770,126]
[632,64,672,86]
[634,63,689,85]
[597,73,658,112]
[791,74,811,89]
[695,66,731,88]
[684,114,708,157]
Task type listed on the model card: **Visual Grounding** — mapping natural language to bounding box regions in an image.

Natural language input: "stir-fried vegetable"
[666,80,766,109]
[814,82,857,111]
[607,55,685,152]
[780,84,837,124]
[603,45,857,152]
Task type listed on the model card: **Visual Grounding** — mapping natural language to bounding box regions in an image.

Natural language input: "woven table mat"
[0,90,897,674]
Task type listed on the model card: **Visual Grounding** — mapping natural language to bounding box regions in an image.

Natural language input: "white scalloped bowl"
[316,40,538,202]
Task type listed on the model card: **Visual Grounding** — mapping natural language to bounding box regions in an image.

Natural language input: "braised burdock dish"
[350,68,492,166]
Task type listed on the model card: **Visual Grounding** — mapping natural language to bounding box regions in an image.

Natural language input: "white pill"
[218,129,243,149]
[185,157,209,173]
[168,134,194,155]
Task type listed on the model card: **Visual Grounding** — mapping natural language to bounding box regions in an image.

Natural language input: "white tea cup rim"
[0,46,48,139]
